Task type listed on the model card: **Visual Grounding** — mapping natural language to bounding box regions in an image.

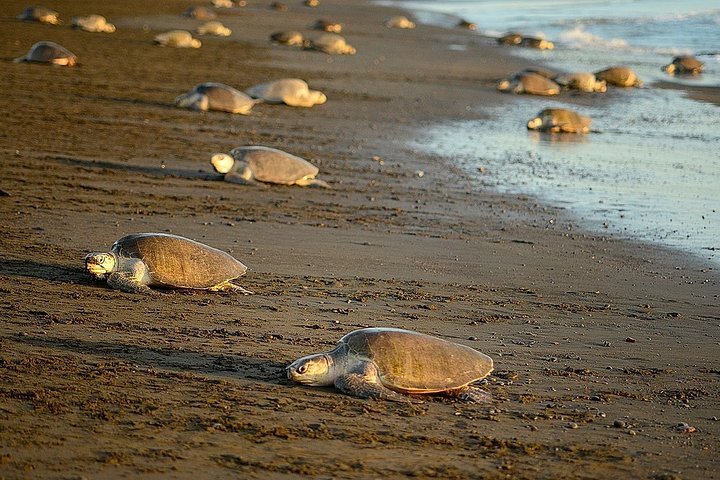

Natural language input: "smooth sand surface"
[1,0,718,478]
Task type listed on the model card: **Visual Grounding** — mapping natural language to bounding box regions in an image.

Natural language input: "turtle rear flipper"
[450,385,492,403]
[335,363,419,403]
[208,280,253,294]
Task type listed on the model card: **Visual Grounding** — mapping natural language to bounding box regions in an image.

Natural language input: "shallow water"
[380,0,720,264]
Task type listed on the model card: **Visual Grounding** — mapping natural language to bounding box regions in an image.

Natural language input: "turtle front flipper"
[107,272,157,295]
[334,362,418,403]
[208,280,253,295]
[224,172,261,186]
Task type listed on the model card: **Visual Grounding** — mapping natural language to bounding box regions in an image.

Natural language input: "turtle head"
[527,117,543,130]
[210,153,235,174]
[84,252,117,279]
[497,79,510,91]
[175,91,208,111]
[104,23,117,33]
[286,353,335,386]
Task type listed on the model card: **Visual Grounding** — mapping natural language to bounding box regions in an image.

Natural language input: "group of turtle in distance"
[494,32,704,134]
[13,2,706,402]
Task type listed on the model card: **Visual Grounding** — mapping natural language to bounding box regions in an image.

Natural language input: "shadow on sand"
[13,334,288,384]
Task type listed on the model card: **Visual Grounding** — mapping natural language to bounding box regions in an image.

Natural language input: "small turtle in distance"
[211,146,330,187]
[594,66,643,87]
[154,30,202,48]
[527,108,592,134]
[287,328,494,402]
[17,6,58,24]
[197,21,232,36]
[306,33,356,55]
[270,30,305,46]
[175,83,258,114]
[85,233,252,294]
[662,55,704,75]
[71,14,115,33]
[14,41,77,66]
[553,72,607,92]
[245,78,326,107]
[498,72,560,96]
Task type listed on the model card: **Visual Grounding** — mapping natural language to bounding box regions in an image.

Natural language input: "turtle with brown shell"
[85,233,252,294]
[287,328,494,402]
[211,146,329,187]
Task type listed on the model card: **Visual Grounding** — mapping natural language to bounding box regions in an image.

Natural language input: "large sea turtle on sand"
[17,6,58,24]
[154,30,202,48]
[211,146,330,187]
[85,233,252,294]
[287,328,494,402]
[497,72,560,96]
[553,72,607,92]
[175,83,258,114]
[307,33,356,55]
[527,108,592,134]
[662,56,704,75]
[594,66,643,87]
[71,14,116,33]
[245,78,326,107]
[14,41,77,66]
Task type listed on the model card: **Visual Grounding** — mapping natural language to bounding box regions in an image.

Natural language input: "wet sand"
[1,0,719,479]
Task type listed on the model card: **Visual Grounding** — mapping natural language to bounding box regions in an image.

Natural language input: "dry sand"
[1,0,718,479]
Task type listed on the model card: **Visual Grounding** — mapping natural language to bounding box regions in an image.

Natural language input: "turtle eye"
[297,364,308,374]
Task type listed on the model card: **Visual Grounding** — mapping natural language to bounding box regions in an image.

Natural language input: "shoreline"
[1,0,718,479]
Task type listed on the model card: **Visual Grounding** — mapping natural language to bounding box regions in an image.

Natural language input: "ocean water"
[379,0,720,264]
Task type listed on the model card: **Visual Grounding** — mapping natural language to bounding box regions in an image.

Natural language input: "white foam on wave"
[559,25,628,49]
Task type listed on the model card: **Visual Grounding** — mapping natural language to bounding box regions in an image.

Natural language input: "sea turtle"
[527,108,592,134]
[520,36,554,50]
[497,32,522,45]
[497,72,560,96]
[14,41,77,66]
[197,21,232,36]
[307,33,356,55]
[553,72,607,92]
[71,14,116,33]
[386,15,416,29]
[154,30,202,48]
[245,78,326,107]
[270,1,288,11]
[456,19,477,30]
[311,19,342,33]
[286,328,494,402]
[211,146,330,187]
[516,67,559,79]
[175,83,258,114]
[17,6,58,24]
[85,233,252,294]
[182,5,216,20]
[662,55,704,75]
[270,30,305,46]
[304,0,320,6]
[212,0,235,7]
[594,66,643,87]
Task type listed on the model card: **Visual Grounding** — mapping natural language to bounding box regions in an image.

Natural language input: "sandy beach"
[1,0,718,479]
